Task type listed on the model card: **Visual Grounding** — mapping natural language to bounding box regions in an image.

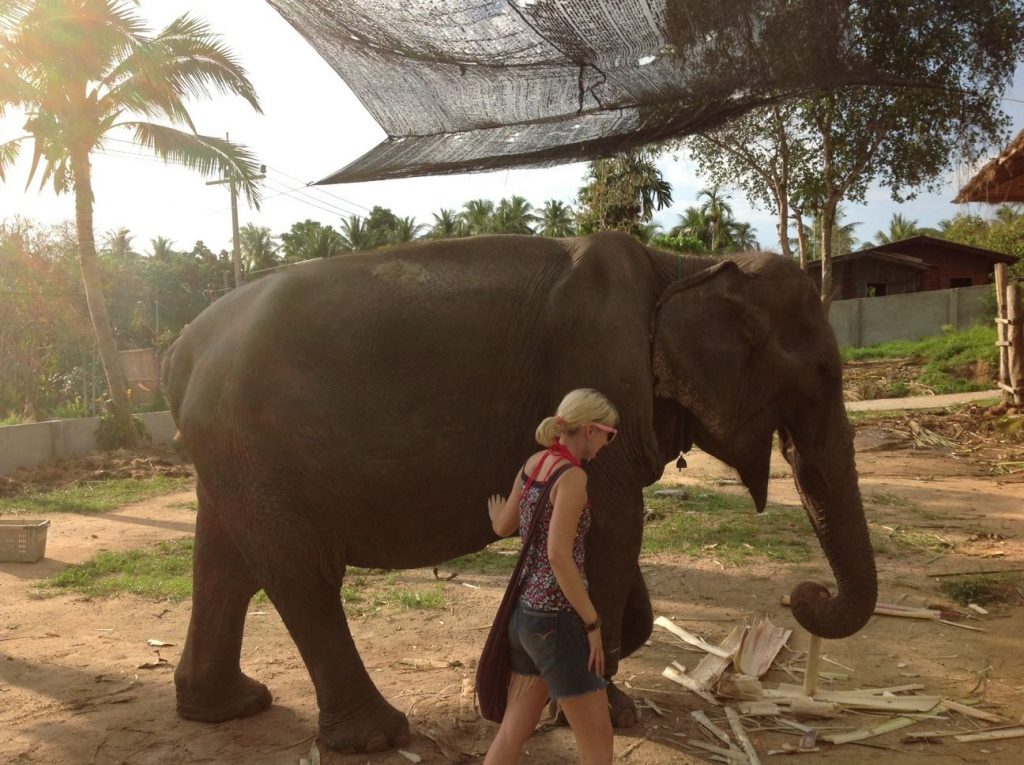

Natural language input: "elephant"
[163,230,877,753]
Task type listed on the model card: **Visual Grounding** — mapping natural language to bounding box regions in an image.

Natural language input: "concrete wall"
[829,284,992,348]
[0,411,177,476]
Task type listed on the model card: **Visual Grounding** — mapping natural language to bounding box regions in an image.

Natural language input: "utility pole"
[206,132,265,289]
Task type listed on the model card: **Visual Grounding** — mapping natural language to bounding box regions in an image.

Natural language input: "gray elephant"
[163,231,876,753]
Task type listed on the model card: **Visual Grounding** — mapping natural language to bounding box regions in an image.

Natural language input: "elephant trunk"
[782,417,877,640]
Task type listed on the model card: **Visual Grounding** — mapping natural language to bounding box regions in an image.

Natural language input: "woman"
[483,388,619,765]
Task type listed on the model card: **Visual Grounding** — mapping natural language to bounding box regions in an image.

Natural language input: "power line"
[264,164,373,212]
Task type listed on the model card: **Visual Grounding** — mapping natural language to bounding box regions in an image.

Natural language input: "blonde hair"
[535,388,619,447]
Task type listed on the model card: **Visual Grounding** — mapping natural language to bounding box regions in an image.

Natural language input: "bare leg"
[175,481,272,721]
[559,688,613,765]
[483,673,550,765]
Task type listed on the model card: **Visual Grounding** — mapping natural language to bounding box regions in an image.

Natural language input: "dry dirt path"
[1,431,1023,764]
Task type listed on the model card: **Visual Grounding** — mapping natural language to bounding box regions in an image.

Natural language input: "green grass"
[40,538,195,601]
[640,484,813,564]
[841,324,997,395]
[939,574,1024,606]
[38,539,448,616]
[442,537,520,575]
[0,476,193,515]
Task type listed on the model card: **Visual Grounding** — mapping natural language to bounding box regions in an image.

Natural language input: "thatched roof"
[954,130,1024,204]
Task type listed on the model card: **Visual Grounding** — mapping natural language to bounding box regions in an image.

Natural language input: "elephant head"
[650,253,876,640]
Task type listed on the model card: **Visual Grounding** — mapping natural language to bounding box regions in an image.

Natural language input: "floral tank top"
[517,468,591,612]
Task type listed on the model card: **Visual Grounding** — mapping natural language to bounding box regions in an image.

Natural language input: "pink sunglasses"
[591,422,618,442]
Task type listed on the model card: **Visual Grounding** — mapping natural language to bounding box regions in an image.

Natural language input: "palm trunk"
[820,200,837,312]
[71,146,138,447]
[792,209,809,271]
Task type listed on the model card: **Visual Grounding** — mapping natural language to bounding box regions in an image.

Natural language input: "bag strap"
[509,462,575,592]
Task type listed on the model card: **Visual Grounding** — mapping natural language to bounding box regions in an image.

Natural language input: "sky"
[1,0,1023,256]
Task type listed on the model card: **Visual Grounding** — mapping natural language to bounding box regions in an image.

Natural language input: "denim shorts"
[508,602,607,699]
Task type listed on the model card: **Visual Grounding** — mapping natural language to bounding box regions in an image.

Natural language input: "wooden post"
[803,634,823,697]
[995,264,1009,403]
[1008,281,1023,407]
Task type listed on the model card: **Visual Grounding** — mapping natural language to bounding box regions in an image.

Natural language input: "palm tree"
[338,214,374,251]
[304,226,346,259]
[671,207,712,248]
[392,216,426,244]
[429,208,464,238]
[102,227,137,260]
[537,199,575,237]
[874,213,921,244]
[577,149,672,234]
[148,236,176,262]
[0,1,262,444]
[696,186,734,253]
[728,221,760,251]
[460,199,496,235]
[493,196,536,235]
[634,222,662,243]
[239,224,278,274]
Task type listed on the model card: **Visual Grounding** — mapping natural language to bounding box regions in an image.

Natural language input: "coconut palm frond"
[0,136,23,181]
[123,122,262,206]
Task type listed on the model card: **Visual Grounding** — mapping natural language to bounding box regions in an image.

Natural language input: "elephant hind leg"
[255,521,410,752]
[175,481,271,722]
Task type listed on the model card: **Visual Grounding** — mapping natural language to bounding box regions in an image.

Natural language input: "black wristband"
[584,615,601,633]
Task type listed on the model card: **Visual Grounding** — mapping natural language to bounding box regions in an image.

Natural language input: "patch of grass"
[886,528,955,554]
[39,538,194,601]
[865,492,919,510]
[166,499,198,511]
[939,574,1024,606]
[37,539,448,618]
[842,324,998,395]
[641,485,813,564]
[443,537,520,575]
[0,476,193,516]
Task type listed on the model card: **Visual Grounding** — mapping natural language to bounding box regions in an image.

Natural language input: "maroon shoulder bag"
[475,463,573,724]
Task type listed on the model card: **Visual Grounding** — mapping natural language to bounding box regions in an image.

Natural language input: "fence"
[828,284,991,348]
[994,264,1023,406]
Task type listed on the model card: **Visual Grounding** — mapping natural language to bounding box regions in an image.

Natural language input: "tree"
[280,220,337,262]
[460,199,495,235]
[429,208,464,238]
[696,186,734,254]
[873,213,921,245]
[239,224,278,274]
[338,214,374,251]
[392,216,426,244]
[363,206,401,248]
[670,207,712,248]
[493,196,536,235]
[576,149,672,236]
[685,102,805,259]
[728,221,760,252]
[148,236,177,262]
[102,227,137,261]
[0,1,262,445]
[537,199,575,237]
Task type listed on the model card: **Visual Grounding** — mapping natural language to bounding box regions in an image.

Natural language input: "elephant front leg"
[265,567,410,753]
[605,565,654,728]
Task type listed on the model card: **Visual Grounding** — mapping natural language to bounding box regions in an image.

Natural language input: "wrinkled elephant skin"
[163,232,876,751]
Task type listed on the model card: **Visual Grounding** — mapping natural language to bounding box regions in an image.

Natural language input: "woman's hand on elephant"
[487,494,506,524]
[587,629,604,678]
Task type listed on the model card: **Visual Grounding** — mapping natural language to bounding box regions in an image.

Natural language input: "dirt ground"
[2,413,1024,765]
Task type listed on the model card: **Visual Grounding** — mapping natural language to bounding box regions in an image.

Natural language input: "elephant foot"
[607,681,639,728]
[318,698,410,754]
[176,671,273,722]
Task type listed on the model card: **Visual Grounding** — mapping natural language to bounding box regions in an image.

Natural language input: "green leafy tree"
[670,207,712,248]
[576,149,672,236]
[102,227,137,261]
[239,223,278,274]
[363,206,401,248]
[493,196,536,235]
[460,199,496,235]
[148,236,177,262]
[650,233,706,255]
[338,214,374,251]
[873,213,922,245]
[727,221,760,252]
[696,186,734,254]
[429,208,465,238]
[537,199,576,237]
[0,1,263,444]
[280,220,339,262]
[392,216,426,243]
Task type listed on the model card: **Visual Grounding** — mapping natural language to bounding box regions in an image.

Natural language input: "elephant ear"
[652,260,776,511]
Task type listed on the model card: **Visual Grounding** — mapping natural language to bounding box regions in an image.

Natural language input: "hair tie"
[555,415,567,426]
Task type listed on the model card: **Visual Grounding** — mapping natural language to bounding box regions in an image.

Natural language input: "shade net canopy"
[266,1,960,184]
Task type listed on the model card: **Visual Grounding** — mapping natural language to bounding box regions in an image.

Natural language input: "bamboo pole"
[995,264,1009,402]
[1008,281,1023,406]
[803,634,823,696]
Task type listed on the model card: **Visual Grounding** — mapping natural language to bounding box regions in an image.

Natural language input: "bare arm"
[547,467,604,675]
[488,468,526,537]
